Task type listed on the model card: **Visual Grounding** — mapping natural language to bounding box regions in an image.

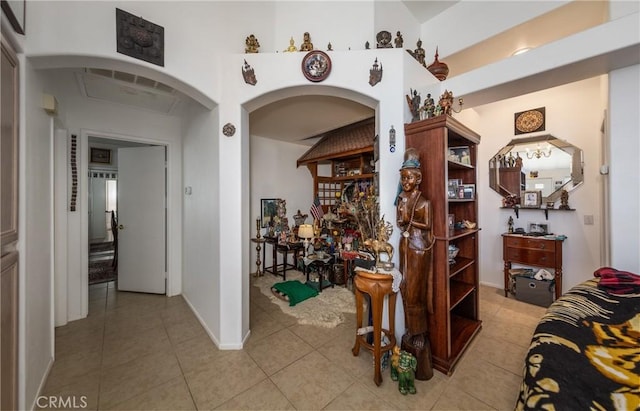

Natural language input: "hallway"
[39,278,546,410]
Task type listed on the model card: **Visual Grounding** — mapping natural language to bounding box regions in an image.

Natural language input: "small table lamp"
[298,224,314,257]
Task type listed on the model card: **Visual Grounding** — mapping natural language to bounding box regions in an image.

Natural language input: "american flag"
[310,195,324,221]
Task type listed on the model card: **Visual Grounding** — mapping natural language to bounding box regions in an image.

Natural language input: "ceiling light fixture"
[526,144,552,159]
[512,47,532,56]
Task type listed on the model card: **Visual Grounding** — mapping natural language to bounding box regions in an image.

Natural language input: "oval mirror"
[489,134,584,205]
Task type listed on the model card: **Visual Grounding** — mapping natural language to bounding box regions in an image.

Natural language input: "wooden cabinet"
[404,115,481,375]
[297,117,375,212]
[502,234,564,300]
[313,152,374,211]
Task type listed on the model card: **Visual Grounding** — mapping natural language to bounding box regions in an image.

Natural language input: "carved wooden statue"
[396,148,434,380]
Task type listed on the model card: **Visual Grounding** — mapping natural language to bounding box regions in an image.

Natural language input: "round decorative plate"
[222,123,236,137]
[301,50,332,82]
[515,110,544,133]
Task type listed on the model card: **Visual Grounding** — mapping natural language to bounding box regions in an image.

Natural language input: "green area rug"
[271,280,318,306]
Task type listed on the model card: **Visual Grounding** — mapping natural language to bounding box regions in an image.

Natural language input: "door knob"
[118,224,124,230]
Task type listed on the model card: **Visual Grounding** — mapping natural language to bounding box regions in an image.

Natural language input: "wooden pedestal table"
[352,267,401,386]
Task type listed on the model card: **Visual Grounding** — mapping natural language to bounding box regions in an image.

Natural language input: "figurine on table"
[508,216,514,233]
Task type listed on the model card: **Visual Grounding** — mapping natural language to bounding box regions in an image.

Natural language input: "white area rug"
[253,271,356,328]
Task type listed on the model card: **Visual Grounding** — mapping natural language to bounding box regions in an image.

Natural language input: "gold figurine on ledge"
[284,37,298,52]
[244,34,260,53]
[300,32,314,52]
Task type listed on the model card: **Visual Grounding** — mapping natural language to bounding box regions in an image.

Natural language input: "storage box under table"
[514,275,555,307]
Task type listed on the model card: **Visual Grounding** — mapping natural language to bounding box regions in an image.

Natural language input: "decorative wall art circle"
[301,50,332,82]
[222,123,236,137]
[514,107,545,134]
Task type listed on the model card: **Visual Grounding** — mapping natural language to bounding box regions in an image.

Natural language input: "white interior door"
[117,145,166,294]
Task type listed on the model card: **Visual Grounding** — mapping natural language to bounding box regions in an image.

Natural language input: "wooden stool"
[351,270,397,386]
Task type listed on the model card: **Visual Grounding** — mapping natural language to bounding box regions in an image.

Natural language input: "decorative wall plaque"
[369,58,382,86]
[242,60,257,86]
[514,107,545,135]
[70,134,78,212]
[116,8,164,67]
[222,123,236,137]
[301,50,331,82]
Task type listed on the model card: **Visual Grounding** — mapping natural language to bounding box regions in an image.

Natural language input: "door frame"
[76,129,178,317]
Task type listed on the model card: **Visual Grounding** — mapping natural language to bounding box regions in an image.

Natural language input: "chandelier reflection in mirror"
[526,143,552,159]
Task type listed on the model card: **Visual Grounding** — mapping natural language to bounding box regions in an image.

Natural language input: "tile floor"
[40,275,547,410]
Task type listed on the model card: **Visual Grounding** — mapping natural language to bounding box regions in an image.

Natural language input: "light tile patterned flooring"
[41,276,547,410]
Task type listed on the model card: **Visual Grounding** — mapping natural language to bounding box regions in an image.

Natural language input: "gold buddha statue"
[300,32,314,52]
[284,37,298,52]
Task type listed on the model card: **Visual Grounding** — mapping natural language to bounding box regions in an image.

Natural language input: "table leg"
[352,289,363,356]
[254,242,263,277]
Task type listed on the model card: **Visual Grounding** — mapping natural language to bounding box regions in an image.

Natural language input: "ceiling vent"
[78,68,182,114]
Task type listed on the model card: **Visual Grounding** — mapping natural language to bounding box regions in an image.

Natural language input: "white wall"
[456,77,606,292]
[249,136,314,258]
[608,64,640,272]
[20,58,55,411]
[181,103,222,345]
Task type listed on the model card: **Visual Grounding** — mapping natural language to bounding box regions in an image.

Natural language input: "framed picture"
[260,198,279,228]
[1,0,25,34]
[447,179,461,199]
[301,50,332,82]
[460,184,476,199]
[448,214,455,231]
[449,146,471,165]
[514,107,545,135]
[90,148,111,164]
[528,222,549,234]
[522,190,542,208]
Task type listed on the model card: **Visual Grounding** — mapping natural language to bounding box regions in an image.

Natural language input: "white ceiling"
[72,1,611,146]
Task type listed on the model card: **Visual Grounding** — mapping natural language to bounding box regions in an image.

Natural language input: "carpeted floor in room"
[89,242,117,285]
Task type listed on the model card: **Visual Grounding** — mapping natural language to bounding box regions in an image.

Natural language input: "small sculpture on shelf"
[559,189,571,210]
[300,32,313,52]
[376,30,393,48]
[419,93,435,120]
[407,39,426,66]
[244,34,260,53]
[438,90,454,116]
[437,89,463,116]
[427,46,449,81]
[394,31,403,48]
[405,89,421,122]
[284,37,298,52]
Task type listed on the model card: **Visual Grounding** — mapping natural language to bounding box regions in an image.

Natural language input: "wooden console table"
[502,234,565,300]
[263,236,303,280]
